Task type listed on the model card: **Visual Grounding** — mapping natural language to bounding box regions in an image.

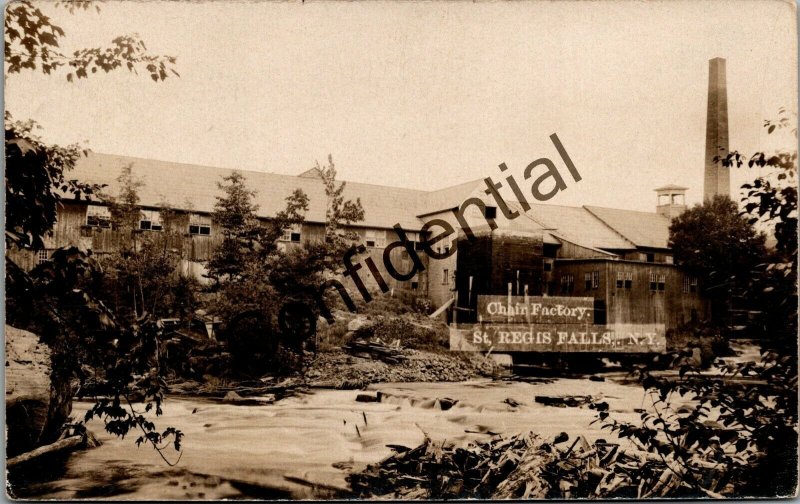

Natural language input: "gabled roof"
[67,153,428,230]
[512,202,637,251]
[65,153,676,250]
[584,206,671,249]
[419,178,485,216]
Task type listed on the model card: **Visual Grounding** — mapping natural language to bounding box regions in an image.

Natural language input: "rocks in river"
[534,395,595,408]
[355,392,380,403]
[222,390,275,405]
[5,325,73,457]
[436,397,458,411]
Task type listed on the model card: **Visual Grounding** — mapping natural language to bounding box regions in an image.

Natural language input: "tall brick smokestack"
[703,57,730,201]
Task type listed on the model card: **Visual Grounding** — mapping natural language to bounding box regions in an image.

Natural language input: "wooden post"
[453,289,459,328]
[507,282,513,323]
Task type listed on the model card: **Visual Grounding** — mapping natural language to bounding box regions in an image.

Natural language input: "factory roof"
[66,152,673,251]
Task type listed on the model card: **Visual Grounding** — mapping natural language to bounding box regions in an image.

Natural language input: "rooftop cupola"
[654,184,688,219]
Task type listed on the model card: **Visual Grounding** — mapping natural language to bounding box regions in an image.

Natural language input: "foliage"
[718,109,798,353]
[668,195,767,299]
[81,320,184,466]
[206,172,260,281]
[590,349,797,497]
[5,0,178,81]
[5,248,183,464]
[99,165,187,321]
[5,112,102,249]
[5,1,183,461]
[665,319,731,368]
[592,111,799,498]
[207,172,310,283]
[316,154,365,257]
[206,157,365,375]
[351,317,449,351]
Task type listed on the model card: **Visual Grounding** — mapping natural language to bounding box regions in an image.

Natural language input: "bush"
[352,316,449,351]
[317,318,352,351]
[594,349,797,497]
[666,320,731,368]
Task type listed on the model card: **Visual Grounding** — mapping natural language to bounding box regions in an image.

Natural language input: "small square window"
[140,220,152,230]
[36,249,50,265]
[646,253,655,263]
[442,269,449,286]
[280,224,301,242]
[189,225,200,235]
[151,224,163,231]
[411,281,418,290]
[625,272,633,289]
[543,260,553,272]
[616,272,624,289]
[365,229,385,248]
[199,226,211,236]
[485,206,497,219]
[584,273,592,291]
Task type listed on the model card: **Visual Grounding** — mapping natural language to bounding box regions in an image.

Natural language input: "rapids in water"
[11,341,760,499]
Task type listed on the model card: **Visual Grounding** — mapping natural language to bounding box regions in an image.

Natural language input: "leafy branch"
[5,1,178,81]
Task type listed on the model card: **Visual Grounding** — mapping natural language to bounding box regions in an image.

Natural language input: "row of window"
[558,271,699,294]
[84,207,437,249]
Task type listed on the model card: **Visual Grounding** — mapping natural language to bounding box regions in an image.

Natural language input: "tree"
[208,156,365,375]
[4,1,183,463]
[719,109,798,354]
[101,165,187,321]
[206,171,260,282]
[668,195,767,322]
[5,113,102,249]
[316,154,365,253]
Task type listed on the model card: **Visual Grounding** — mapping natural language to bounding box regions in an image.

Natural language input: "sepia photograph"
[4,0,798,499]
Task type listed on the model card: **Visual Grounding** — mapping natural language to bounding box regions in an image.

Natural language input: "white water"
[15,341,761,499]
[14,377,651,499]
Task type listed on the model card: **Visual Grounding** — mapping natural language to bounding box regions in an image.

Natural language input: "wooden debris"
[348,430,732,499]
[534,395,596,408]
[7,431,100,469]
[343,340,407,364]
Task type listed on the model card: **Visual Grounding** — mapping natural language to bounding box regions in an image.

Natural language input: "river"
[11,341,758,499]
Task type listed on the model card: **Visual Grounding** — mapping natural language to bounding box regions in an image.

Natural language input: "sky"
[5,0,798,212]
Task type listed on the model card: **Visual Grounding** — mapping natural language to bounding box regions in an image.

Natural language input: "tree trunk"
[5,325,73,457]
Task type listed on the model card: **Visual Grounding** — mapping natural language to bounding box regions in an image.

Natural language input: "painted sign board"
[449,323,666,353]
[478,295,594,324]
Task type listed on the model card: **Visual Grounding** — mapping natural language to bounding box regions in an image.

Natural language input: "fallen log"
[7,431,100,469]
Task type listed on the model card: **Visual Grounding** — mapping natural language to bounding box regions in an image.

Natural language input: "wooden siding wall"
[554,260,708,330]
[14,202,430,304]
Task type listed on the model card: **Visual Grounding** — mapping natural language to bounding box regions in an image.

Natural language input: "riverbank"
[165,346,503,399]
[11,376,650,499]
